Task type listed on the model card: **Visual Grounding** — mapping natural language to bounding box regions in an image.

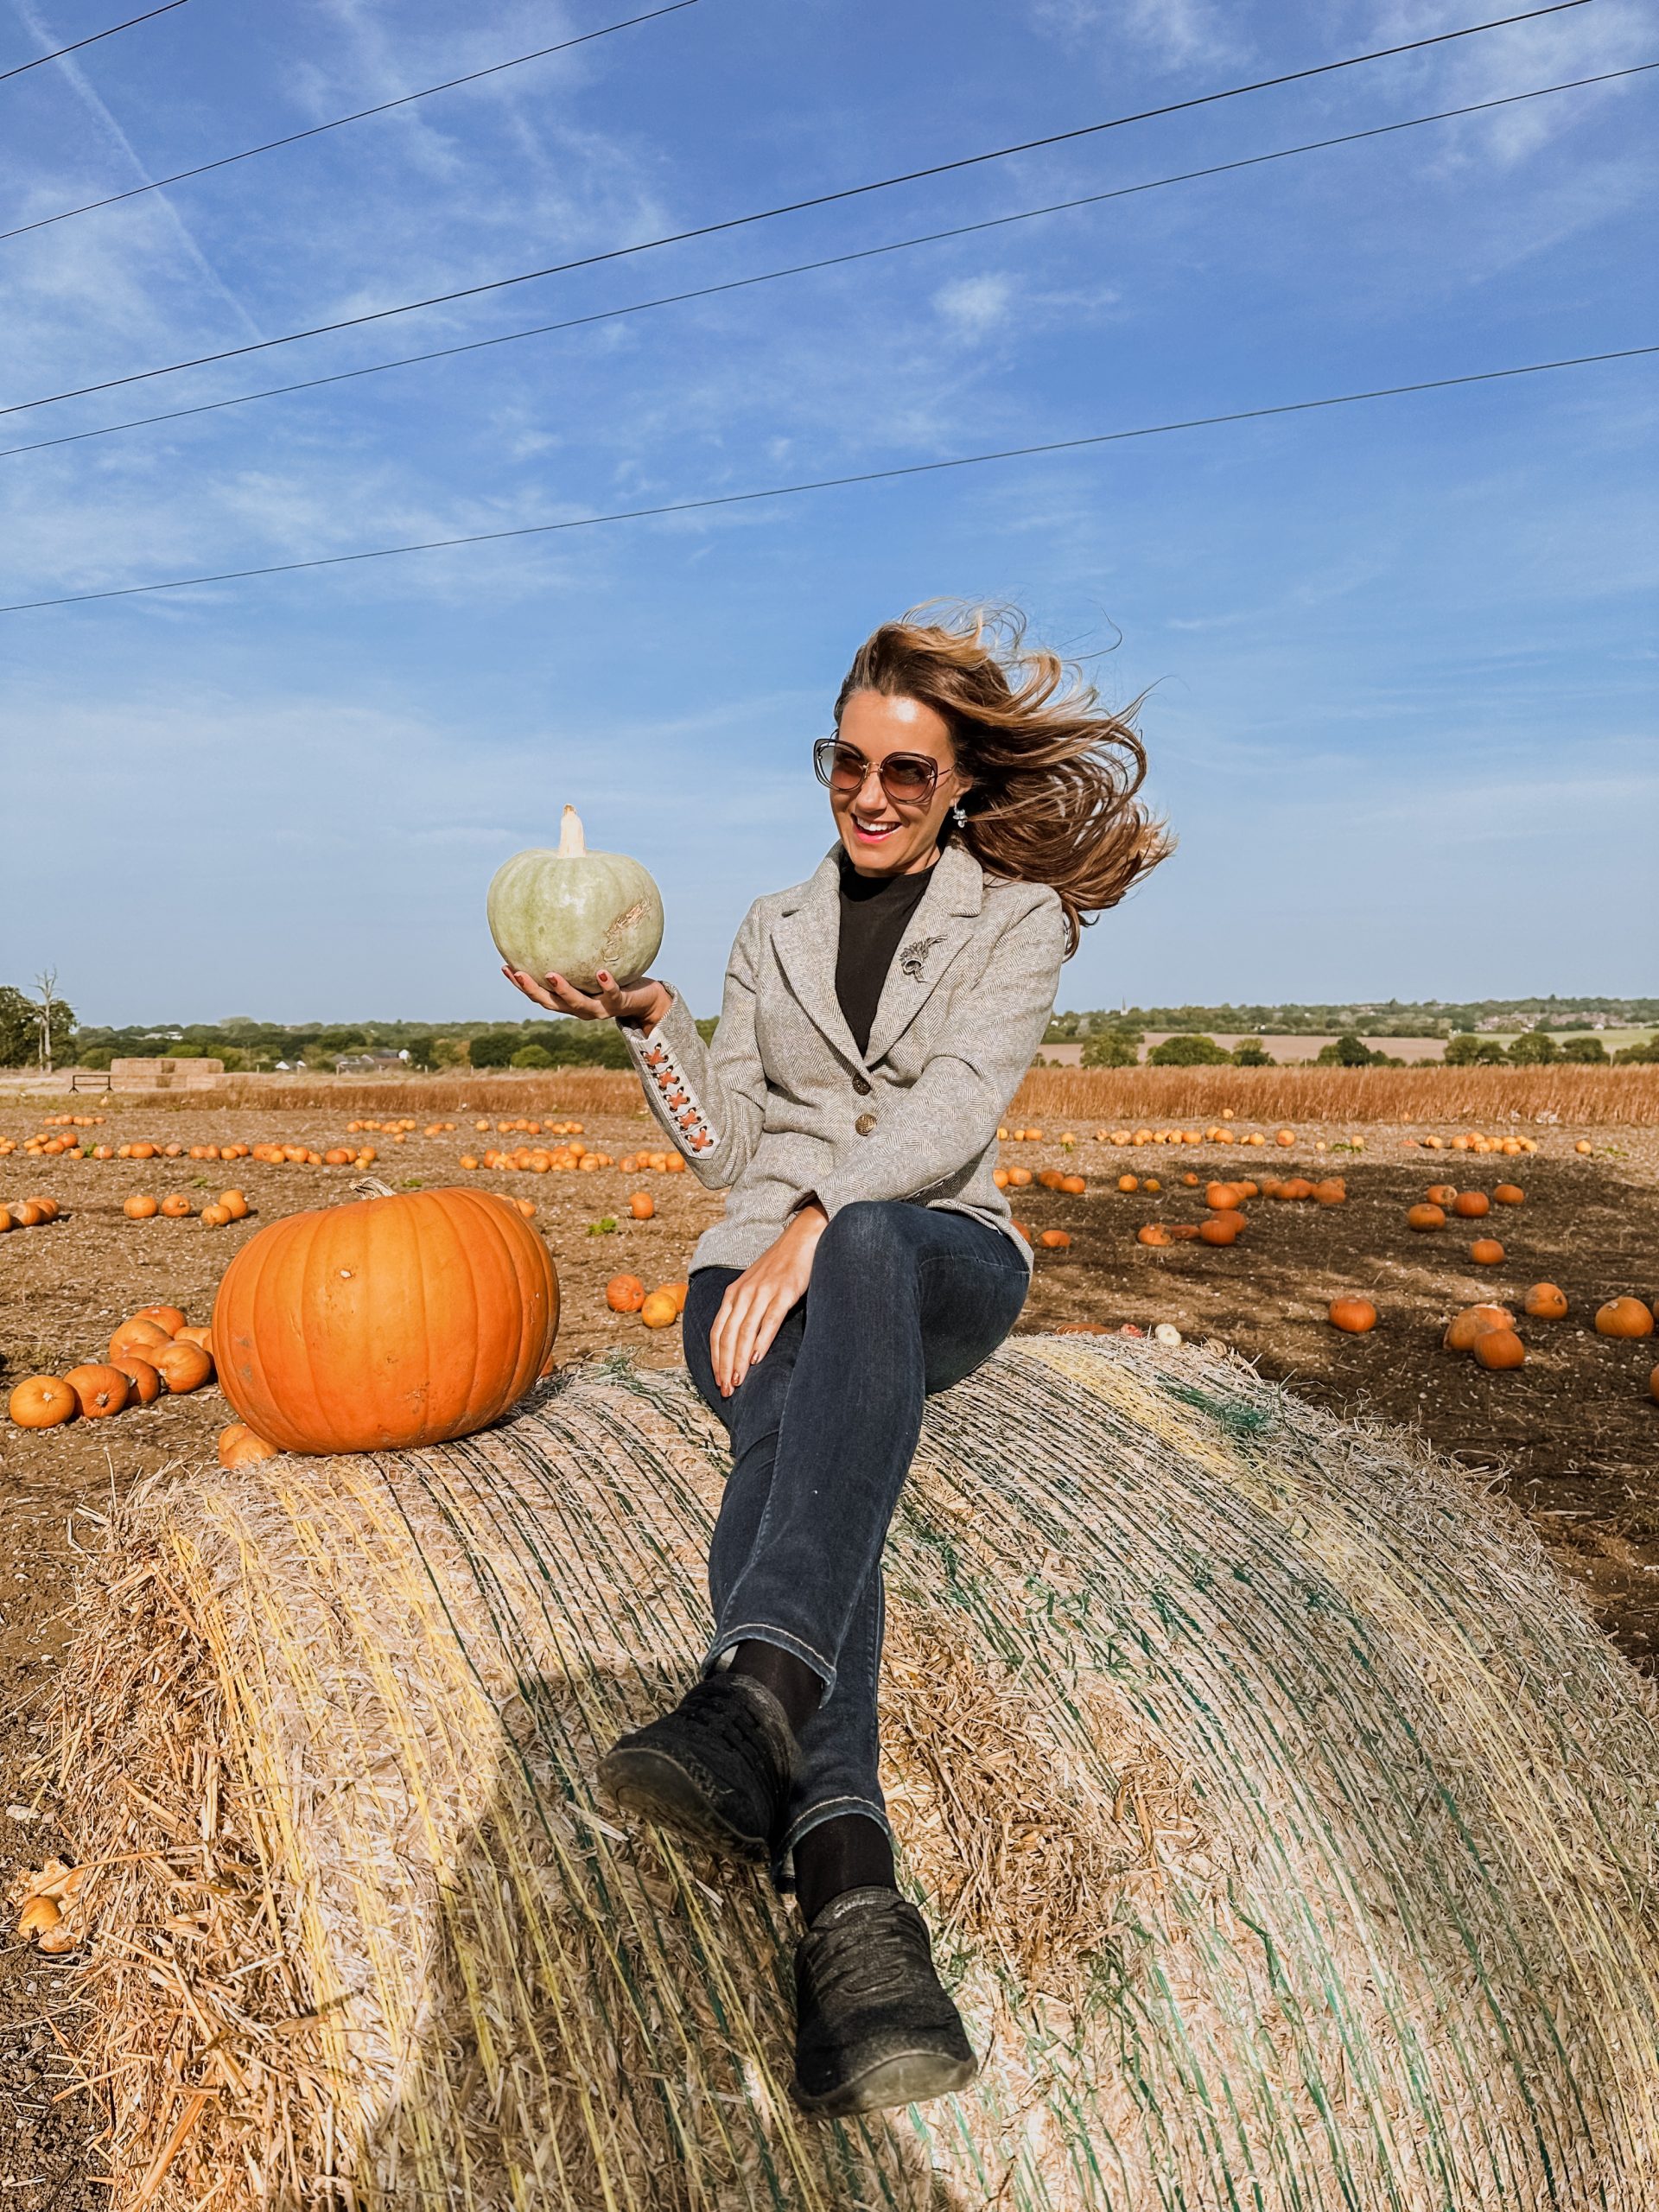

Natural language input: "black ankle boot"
[792,1887,976,2116]
[598,1675,797,1862]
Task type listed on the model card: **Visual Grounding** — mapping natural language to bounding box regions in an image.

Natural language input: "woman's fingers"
[709,1281,747,1396]
[504,965,557,1009]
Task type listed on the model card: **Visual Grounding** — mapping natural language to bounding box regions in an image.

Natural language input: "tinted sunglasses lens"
[828,743,868,790]
[881,755,936,801]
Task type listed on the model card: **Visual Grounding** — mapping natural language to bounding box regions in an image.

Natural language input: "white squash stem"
[557,805,587,857]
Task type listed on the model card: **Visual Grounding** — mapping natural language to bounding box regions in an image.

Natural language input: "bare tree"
[34,969,58,1076]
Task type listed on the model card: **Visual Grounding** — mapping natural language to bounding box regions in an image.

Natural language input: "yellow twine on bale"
[57,1336,1659,2210]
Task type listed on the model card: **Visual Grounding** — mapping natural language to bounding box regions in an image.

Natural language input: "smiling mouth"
[850,812,900,839]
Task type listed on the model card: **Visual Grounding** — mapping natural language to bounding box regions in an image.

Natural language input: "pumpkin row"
[9,1300,216,1428]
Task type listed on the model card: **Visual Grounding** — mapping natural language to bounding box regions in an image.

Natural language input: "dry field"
[0,1073,1656,2204]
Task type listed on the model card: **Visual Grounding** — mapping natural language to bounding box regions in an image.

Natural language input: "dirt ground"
[0,1098,1655,2202]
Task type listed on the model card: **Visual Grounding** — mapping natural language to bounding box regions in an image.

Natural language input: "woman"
[505,606,1167,2120]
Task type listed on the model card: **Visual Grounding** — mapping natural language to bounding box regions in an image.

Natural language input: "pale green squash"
[487,807,664,992]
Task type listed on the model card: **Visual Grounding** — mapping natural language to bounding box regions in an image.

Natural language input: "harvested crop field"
[1,1084,1656,2204]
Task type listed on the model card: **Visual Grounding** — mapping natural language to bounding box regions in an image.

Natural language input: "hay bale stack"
[60,1338,1659,2210]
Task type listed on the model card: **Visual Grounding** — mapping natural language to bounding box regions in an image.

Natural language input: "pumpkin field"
[1,1074,1657,2205]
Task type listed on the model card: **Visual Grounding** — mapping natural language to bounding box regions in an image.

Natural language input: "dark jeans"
[683,1198,1029,1880]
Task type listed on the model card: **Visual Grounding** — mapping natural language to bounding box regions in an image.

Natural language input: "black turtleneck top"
[834,849,936,1058]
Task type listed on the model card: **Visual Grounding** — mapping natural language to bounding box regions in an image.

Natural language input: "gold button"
[855,1112,877,1136]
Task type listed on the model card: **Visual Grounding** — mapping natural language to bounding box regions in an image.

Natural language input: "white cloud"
[932,273,1017,338]
[1031,0,1244,73]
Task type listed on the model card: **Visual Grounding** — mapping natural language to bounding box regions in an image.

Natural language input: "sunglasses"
[812,736,947,809]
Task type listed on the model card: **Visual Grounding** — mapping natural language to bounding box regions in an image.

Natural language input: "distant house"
[274,1058,308,1072]
[334,1049,408,1075]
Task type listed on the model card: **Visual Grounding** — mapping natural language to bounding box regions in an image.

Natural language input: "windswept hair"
[834,604,1173,956]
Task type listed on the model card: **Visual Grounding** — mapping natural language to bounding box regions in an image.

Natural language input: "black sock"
[728,1639,821,1735]
[795,1814,896,1926]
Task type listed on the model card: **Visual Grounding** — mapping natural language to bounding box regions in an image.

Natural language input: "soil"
[0,1100,1655,2202]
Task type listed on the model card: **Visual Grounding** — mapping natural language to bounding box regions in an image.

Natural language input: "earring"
[950,801,967,827]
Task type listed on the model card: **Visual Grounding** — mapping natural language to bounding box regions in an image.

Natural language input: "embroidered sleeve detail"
[625,1023,720,1154]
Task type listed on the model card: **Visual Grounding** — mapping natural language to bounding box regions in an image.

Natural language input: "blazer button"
[855,1112,877,1136]
[851,1075,871,1095]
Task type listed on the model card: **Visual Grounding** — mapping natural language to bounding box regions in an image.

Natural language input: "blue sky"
[1,0,1654,1025]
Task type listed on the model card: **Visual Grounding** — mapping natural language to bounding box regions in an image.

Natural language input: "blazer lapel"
[864,840,984,1066]
[772,849,866,1069]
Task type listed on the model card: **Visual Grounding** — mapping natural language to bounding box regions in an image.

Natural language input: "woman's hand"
[501,964,672,1028]
[709,1202,828,1395]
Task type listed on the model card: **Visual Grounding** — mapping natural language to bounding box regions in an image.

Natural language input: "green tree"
[403,1033,437,1071]
[468,1032,516,1069]
[1081,1031,1139,1068]
[1316,1033,1376,1067]
[0,985,36,1066]
[1560,1034,1609,1064]
[1507,1030,1560,1065]
[1445,1032,1506,1066]
[1044,1010,1083,1043]
[1614,1035,1659,1065]
[512,1044,554,1069]
[432,1037,468,1068]
[1230,1038,1271,1066]
[1147,1033,1230,1067]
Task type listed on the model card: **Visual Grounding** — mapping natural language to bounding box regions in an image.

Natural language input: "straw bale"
[57,1337,1659,2210]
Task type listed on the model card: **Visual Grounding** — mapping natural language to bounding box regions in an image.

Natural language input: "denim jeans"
[683,1198,1029,1880]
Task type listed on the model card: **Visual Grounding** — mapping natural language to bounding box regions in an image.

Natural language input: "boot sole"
[597,1745,772,1863]
[793,2044,977,2119]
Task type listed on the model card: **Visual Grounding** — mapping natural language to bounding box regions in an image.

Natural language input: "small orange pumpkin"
[640,1289,679,1328]
[201,1204,231,1228]
[1522,1283,1568,1320]
[1135,1224,1171,1248]
[159,1195,194,1219]
[133,1305,186,1336]
[124,1195,159,1220]
[1596,1297,1655,1340]
[1452,1192,1490,1219]
[1407,1204,1446,1232]
[629,1192,655,1220]
[9,1376,76,1429]
[112,1355,163,1406]
[1198,1215,1243,1247]
[155,1340,213,1394]
[176,1325,213,1353]
[1038,1229,1071,1250]
[1473,1328,1525,1370]
[63,1363,130,1418]
[1426,1184,1459,1206]
[1328,1297,1377,1335]
[218,1422,280,1468]
[1116,1174,1140,1193]
[1060,1173,1086,1195]
[219,1191,250,1219]
[1469,1238,1505,1266]
[606,1274,647,1313]
[1492,1184,1525,1206]
[1205,1183,1243,1212]
[109,1319,171,1363]
[1445,1304,1515,1352]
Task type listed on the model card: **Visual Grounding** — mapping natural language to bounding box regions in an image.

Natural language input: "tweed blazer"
[619,837,1066,1276]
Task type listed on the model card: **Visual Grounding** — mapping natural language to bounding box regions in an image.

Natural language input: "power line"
[0,2,698,245]
[3,60,1647,468]
[3,344,1649,616]
[0,1,1593,422]
[0,0,186,89]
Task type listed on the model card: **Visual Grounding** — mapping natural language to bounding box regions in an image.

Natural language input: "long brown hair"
[834,604,1173,955]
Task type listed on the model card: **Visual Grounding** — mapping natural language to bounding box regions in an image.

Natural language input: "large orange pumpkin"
[213,1186,560,1454]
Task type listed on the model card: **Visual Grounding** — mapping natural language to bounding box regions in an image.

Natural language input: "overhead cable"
[3,343,1649,615]
[0,0,186,89]
[1,60,1648,467]
[0,0,1595,421]
[0,2,699,245]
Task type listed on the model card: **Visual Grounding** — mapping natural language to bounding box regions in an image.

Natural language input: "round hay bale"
[57,1336,1659,2210]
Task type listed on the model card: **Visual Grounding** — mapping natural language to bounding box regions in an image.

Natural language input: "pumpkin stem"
[556,804,586,858]
[350,1176,396,1201]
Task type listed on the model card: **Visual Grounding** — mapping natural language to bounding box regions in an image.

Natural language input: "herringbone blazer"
[620,838,1066,1276]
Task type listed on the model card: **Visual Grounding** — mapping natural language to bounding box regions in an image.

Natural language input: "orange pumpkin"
[1312,1179,1347,1206]
[1522,1283,1568,1320]
[1007,1166,1033,1189]
[1492,1184,1525,1206]
[1142,1178,1162,1196]
[1116,1174,1140,1193]
[1469,1238,1505,1266]
[155,1340,213,1394]
[640,1289,679,1328]
[1444,1304,1515,1352]
[1054,1320,1109,1335]
[23,1196,59,1221]
[1407,1204,1446,1232]
[9,1376,76,1429]
[1596,1297,1655,1340]
[12,1203,47,1228]
[1452,1192,1490,1219]
[1426,1184,1459,1206]
[201,1204,231,1228]
[664,1281,689,1313]
[1135,1224,1171,1248]
[629,1192,655,1220]
[1205,1183,1243,1212]
[159,1195,194,1219]
[1274,1128,1296,1147]
[218,1422,279,1469]
[124,1195,159,1220]
[1167,1224,1201,1242]
[175,1325,213,1352]
[606,1274,647,1313]
[213,1188,560,1454]
[992,1167,1011,1189]
[1474,1328,1525,1370]
[64,1363,129,1419]
[108,1319,171,1363]
[112,1355,163,1406]
[1328,1297,1377,1335]
[1060,1173,1086,1195]
[219,1191,250,1220]
[1038,1229,1071,1250]
[1198,1216,1243,1246]
[133,1305,186,1337]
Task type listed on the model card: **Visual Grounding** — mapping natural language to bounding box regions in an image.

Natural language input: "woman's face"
[830,690,970,877]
